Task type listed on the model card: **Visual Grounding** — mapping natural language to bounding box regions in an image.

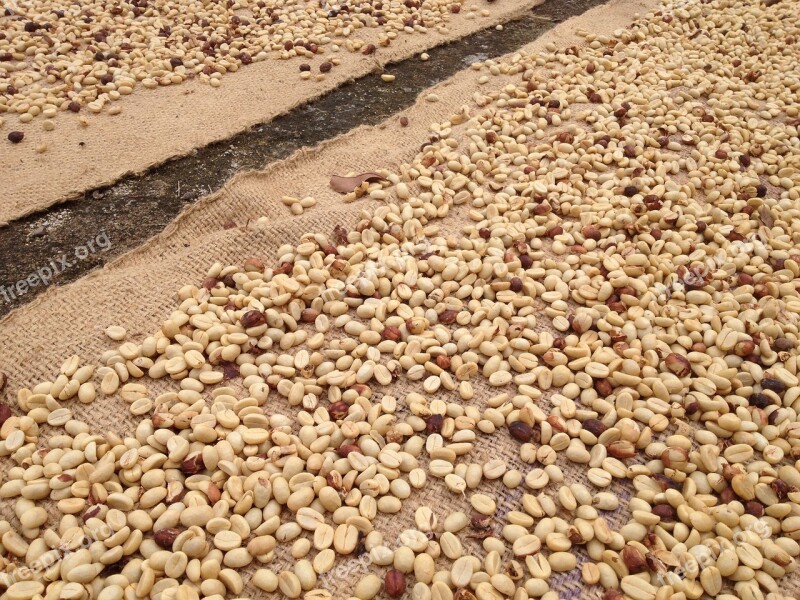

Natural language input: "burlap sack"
[3,0,798,597]
[0,0,545,228]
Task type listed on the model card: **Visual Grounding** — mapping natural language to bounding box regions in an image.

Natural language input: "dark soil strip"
[0,0,612,316]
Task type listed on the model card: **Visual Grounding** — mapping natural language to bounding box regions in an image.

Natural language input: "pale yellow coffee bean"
[313,548,336,574]
[512,534,541,557]
[354,574,381,600]
[444,512,469,533]
[470,493,496,515]
[278,572,302,598]
[442,554,469,589]
[548,551,577,572]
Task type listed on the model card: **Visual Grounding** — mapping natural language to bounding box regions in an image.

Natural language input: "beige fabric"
[0,0,544,228]
[6,0,798,598]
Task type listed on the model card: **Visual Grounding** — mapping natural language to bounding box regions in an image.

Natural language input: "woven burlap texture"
[0,0,545,228]
[5,0,798,597]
